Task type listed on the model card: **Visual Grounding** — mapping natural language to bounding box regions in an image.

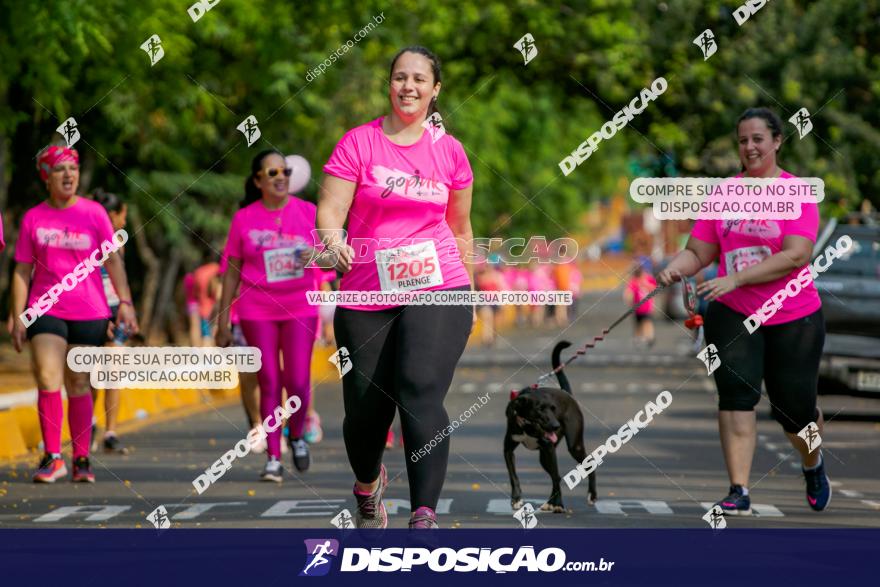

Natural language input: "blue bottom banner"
[1,529,876,585]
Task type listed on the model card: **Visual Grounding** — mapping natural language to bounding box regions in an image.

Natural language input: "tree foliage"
[1,0,877,329]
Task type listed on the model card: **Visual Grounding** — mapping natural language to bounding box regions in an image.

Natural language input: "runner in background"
[317,46,475,529]
[658,107,830,515]
[89,188,130,454]
[10,145,138,483]
[474,256,506,347]
[218,253,265,454]
[624,257,656,347]
[217,149,320,481]
[528,260,554,328]
[568,258,583,320]
[192,260,220,345]
[286,153,325,447]
[183,271,200,345]
[551,258,572,327]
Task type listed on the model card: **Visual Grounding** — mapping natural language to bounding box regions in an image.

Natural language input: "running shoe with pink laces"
[409,506,439,529]
[354,464,388,529]
[33,453,67,483]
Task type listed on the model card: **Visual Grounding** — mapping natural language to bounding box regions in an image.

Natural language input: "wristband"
[119,300,133,306]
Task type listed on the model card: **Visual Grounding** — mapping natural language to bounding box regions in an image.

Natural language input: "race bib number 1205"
[376,241,444,292]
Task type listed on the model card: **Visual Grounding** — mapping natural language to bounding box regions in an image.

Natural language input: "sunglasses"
[259,167,293,178]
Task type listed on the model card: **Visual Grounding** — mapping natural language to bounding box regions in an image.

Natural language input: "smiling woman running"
[658,107,829,515]
[317,46,475,529]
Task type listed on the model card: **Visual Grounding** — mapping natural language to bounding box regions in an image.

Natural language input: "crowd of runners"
[3,46,831,528]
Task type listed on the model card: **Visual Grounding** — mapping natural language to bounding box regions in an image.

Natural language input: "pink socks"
[67,394,94,458]
[37,390,63,455]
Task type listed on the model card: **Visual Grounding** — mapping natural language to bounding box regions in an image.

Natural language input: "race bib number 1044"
[264,247,305,283]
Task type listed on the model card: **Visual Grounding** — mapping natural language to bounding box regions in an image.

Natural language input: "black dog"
[504,341,597,513]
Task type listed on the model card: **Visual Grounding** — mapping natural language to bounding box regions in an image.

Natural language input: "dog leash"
[517,278,702,392]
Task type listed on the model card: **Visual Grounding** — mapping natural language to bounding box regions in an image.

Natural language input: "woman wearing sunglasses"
[217,149,320,481]
[658,107,829,515]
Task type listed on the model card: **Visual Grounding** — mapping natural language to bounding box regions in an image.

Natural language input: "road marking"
[25,498,791,522]
[839,489,863,498]
[460,383,477,394]
[34,505,131,523]
[594,500,673,515]
[862,500,880,509]
[699,502,784,517]
[385,499,452,515]
[260,499,346,518]
[172,502,247,520]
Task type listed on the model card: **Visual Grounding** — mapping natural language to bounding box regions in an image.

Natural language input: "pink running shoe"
[33,454,67,483]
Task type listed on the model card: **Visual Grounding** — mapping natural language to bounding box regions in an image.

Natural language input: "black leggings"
[334,288,472,510]
[703,301,825,433]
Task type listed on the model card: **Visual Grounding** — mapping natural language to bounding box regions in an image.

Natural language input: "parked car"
[813,214,880,396]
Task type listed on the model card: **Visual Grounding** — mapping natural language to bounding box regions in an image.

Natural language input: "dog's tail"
[552,341,573,395]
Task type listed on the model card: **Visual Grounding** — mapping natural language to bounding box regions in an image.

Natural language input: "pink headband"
[37,146,79,182]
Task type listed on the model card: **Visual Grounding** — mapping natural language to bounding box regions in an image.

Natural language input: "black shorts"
[27,314,109,347]
[634,313,651,324]
[703,301,825,433]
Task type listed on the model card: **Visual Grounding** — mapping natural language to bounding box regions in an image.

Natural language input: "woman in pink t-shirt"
[10,145,138,483]
[217,149,320,481]
[658,108,830,515]
[316,46,475,530]
[623,259,656,347]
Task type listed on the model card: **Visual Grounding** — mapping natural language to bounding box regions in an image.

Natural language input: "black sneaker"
[803,455,832,511]
[713,484,751,516]
[103,433,129,455]
[260,457,283,483]
[71,456,95,483]
[291,438,310,472]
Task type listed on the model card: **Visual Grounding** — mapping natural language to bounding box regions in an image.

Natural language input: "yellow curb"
[0,411,28,460]
[0,393,240,467]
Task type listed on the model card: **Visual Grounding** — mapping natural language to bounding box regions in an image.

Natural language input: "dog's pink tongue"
[546,432,558,443]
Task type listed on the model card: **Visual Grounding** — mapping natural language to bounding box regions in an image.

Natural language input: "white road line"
[840,489,864,498]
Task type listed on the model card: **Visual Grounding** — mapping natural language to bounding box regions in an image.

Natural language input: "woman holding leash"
[11,145,138,482]
[317,46,475,529]
[658,107,830,515]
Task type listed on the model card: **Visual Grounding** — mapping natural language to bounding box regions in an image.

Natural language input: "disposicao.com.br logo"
[300,539,340,577]
[300,539,613,575]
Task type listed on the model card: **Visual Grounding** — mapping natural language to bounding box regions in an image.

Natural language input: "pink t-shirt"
[223,197,320,321]
[628,274,657,315]
[323,117,474,310]
[0,210,5,252]
[14,198,115,320]
[691,171,821,325]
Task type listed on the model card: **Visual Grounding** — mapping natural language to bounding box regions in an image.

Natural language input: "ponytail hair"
[241,149,283,209]
[389,45,442,118]
[92,187,124,213]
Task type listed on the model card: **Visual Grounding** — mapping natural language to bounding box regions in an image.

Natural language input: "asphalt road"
[2,293,878,529]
